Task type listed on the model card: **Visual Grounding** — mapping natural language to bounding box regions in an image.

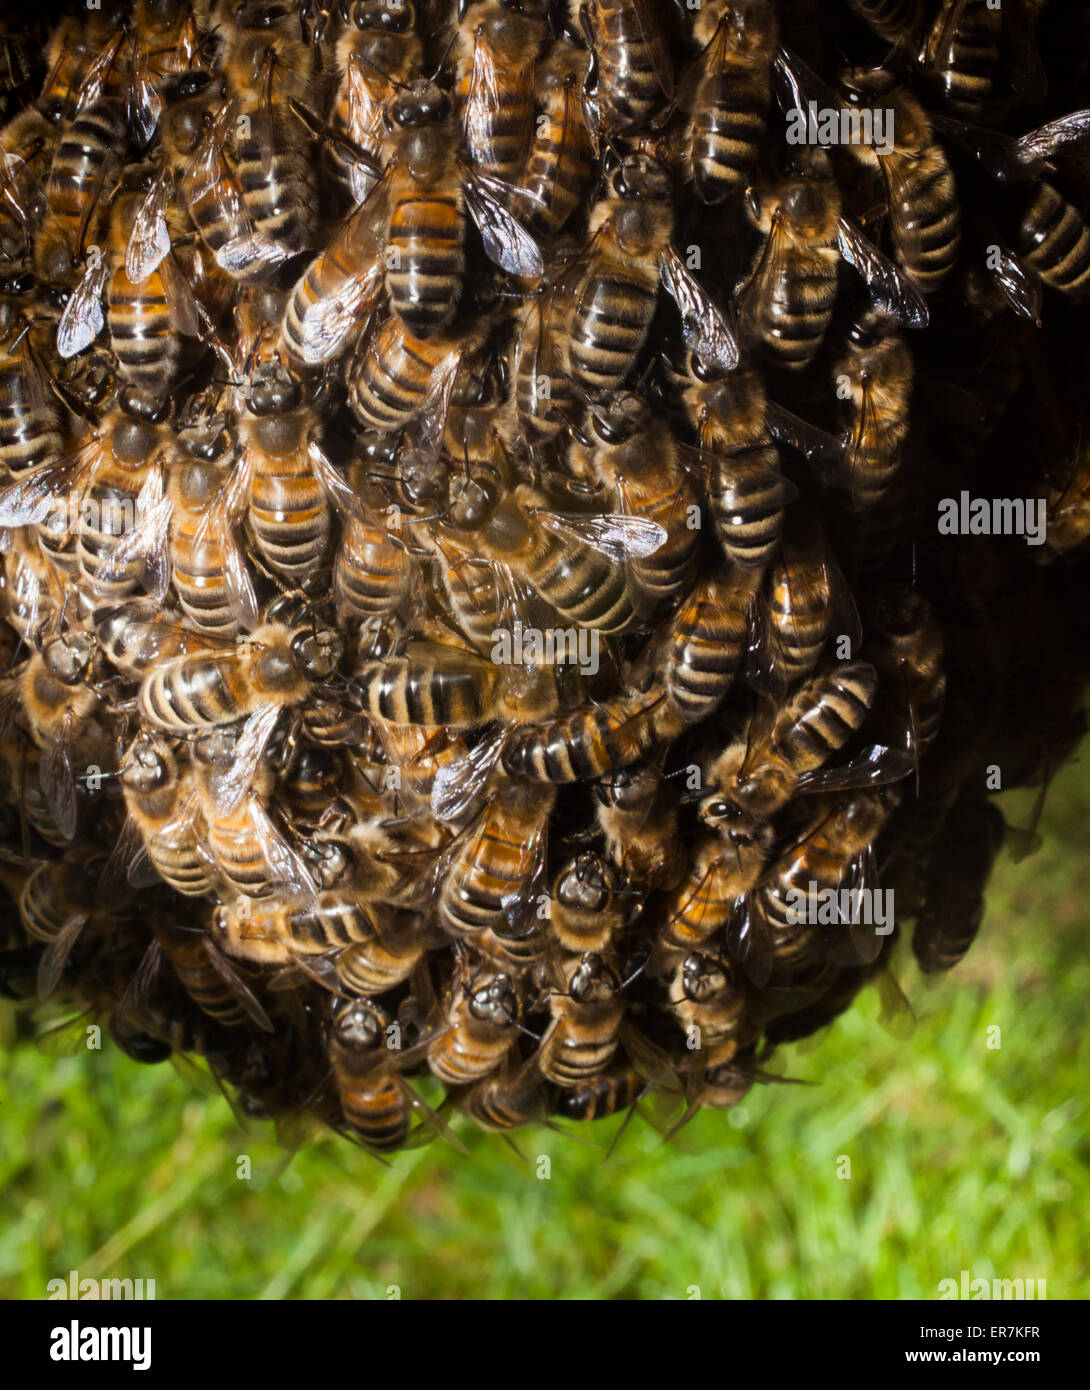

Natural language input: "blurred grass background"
[2,758,1088,1301]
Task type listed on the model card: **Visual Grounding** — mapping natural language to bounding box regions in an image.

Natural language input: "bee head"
[556,853,613,912]
[447,468,499,529]
[469,974,519,1028]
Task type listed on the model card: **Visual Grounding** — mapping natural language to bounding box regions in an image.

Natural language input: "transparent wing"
[465,173,544,278]
[836,217,929,328]
[660,243,738,370]
[40,725,77,841]
[36,912,90,998]
[126,169,174,284]
[211,704,282,816]
[202,937,275,1033]
[796,743,915,795]
[247,797,319,906]
[1016,108,1090,163]
[56,259,109,359]
[532,508,667,562]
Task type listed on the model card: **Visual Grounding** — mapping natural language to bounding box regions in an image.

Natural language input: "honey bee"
[668,951,749,1054]
[565,152,736,396]
[550,852,625,954]
[151,918,273,1031]
[18,850,103,997]
[56,165,205,393]
[0,113,53,264]
[463,1056,547,1130]
[287,75,541,346]
[591,752,684,891]
[759,790,896,976]
[335,911,427,996]
[517,44,594,237]
[328,995,459,1152]
[0,294,64,483]
[10,632,114,843]
[754,524,845,691]
[567,388,700,618]
[580,0,673,136]
[438,773,555,938]
[328,0,423,209]
[651,569,761,730]
[920,0,1046,120]
[524,950,639,1088]
[832,309,914,512]
[345,317,470,436]
[220,1,317,266]
[38,32,128,284]
[427,967,524,1085]
[840,66,961,295]
[658,824,772,955]
[865,585,946,764]
[1017,182,1090,303]
[138,616,342,734]
[507,281,578,458]
[698,660,910,829]
[118,731,214,898]
[683,0,777,206]
[168,445,257,639]
[912,792,1005,973]
[742,149,927,372]
[502,684,665,784]
[682,366,793,574]
[454,0,545,183]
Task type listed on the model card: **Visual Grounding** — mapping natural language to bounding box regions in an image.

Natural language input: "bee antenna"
[428,30,459,84]
[358,54,405,91]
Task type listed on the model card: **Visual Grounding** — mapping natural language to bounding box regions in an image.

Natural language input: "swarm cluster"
[1,0,1090,1155]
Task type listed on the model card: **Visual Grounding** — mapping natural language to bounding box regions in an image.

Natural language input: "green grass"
[3,758,1089,1301]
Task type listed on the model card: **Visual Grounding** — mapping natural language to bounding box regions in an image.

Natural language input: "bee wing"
[56,259,109,359]
[246,797,319,906]
[161,253,201,338]
[621,1023,682,1092]
[430,725,504,823]
[532,508,667,562]
[217,229,293,277]
[400,344,462,474]
[0,449,84,528]
[660,244,738,371]
[796,743,914,795]
[987,243,1043,326]
[631,0,674,103]
[344,59,390,203]
[308,439,363,517]
[0,148,37,237]
[930,113,1030,181]
[293,261,382,366]
[127,38,162,148]
[223,530,259,632]
[35,1008,97,1058]
[397,1075,470,1156]
[93,467,173,597]
[464,23,503,131]
[211,703,282,816]
[764,400,846,471]
[725,892,772,989]
[36,912,90,998]
[845,845,885,966]
[835,217,929,329]
[875,967,915,1040]
[1016,109,1090,163]
[502,810,550,931]
[771,43,841,120]
[201,937,275,1033]
[98,813,157,902]
[74,28,124,114]
[464,173,544,279]
[40,724,77,842]
[126,169,174,284]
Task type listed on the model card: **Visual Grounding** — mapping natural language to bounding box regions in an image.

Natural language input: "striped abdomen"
[1020,183,1090,300]
[776,661,878,772]
[350,318,453,430]
[247,441,331,584]
[335,1067,409,1151]
[157,929,249,1027]
[334,510,412,622]
[707,440,789,571]
[750,242,838,369]
[0,342,63,478]
[204,800,279,899]
[690,60,769,203]
[660,847,735,950]
[503,690,660,782]
[556,1066,642,1120]
[231,111,312,255]
[286,896,373,954]
[592,0,671,131]
[107,263,180,393]
[439,806,540,936]
[569,262,658,394]
[354,648,497,728]
[661,572,755,725]
[883,146,960,293]
[539,1003,622,1086]
[520,65,593,235]
[139,653,251,732]
[77,468,149,602]
[386,175,464,337]
[925,0,1000,116]
[767,550,832,681]
[45,98,124,232]
[523,520,634,632]
[458,49,535,181]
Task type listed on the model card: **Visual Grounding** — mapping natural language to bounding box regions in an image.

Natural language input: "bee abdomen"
[569,273,657,394]
[249,472,330,582]
[387,194,464,337]
[1021,183,1090,299]
[709,444,789,570]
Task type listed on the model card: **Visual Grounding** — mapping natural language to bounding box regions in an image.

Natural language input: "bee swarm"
[1,0,1090,1154]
